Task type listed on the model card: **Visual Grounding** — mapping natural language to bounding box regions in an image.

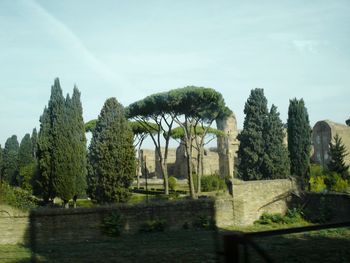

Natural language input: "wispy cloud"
[292,40,325,54]
[22,0,130,92]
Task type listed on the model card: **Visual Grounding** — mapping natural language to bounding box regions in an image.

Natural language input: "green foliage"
[36,79,87,205]
[85,119,97,133]
[0,183,38,210]
[261,105,290,179]
[31,128,38,159]
[139,219,167,233]
[18,134,35,191]
[0,144,3,182]
[287,98,312,187]
[309,175,327,193]
[3,135,19,186]
[237,88,268,180]
[327,134,349,179]
[88,98,136,204]
[255,208,305,225]
[192,215,216,230]
[329,173,348,192]
[101,211,124,237]
[37,106,55,201]
[200,175,225,192]
[168,176,177,191]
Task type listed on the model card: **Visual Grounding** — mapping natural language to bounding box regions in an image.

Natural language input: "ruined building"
[312,120,350,168]
[141,113,239,179]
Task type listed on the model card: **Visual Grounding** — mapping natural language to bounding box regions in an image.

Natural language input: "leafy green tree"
[287,98,311,188]
[88,98,136,204]
[3,135,19,185]
[328,134,349,179]
[18,134,35,191]
[262,105,290,179]
[127,92,175,195]
[168,87,228,198]
[237,88,268,180]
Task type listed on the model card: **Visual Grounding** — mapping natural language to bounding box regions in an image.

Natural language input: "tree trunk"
[186,139,196,199]
[162,162,169,195]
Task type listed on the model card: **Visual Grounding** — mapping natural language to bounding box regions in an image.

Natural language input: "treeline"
[0,78,135,207]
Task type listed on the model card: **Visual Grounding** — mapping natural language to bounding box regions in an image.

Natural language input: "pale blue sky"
[1,0,349,146]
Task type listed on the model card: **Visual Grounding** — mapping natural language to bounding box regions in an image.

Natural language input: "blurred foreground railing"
[222,221,350,263]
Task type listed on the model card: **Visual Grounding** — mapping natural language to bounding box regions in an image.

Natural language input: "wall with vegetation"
[232,179,298,225]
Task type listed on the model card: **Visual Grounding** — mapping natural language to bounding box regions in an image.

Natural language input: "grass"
[1,223,350,262]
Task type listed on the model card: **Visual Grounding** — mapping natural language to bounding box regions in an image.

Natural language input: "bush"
[330,174,348,193]
[0,183,38,210]
[309,175,327,193]
[255,208,305,225]
[168,176,177,191]
[201,175,225,192]
[101,211,124,237]
[139,219,167,233]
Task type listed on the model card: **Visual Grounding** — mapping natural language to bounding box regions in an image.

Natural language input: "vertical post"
[144,155,149,203]
[223,233,240,263]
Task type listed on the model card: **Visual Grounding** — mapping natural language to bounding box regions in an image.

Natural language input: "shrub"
[101,211,124,237]
[0,183,38,210]
[255,209,305,225]
[201,175,225,192]
[330,174,348,193]
[309,175,327,193]
[304,196,332,223]
[139,219,166,233]
[168,176,177,191]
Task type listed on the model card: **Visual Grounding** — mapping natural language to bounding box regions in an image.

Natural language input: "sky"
[0,0,349,147]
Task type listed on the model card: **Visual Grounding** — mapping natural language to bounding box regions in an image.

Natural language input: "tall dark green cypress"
[18,134,36,191]
[37,107,55,201]
[287,98,311,188]
[31,128,38,159]
[88,98,135,204]
[262,105,290,179]
[237,88,268,180]
[64,87,87,205]
[49,80,75,207]
[3,135,19,185]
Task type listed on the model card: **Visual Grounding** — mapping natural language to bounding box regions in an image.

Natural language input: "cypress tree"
[287,98,311,188]
[64,87,87,206]
[328,134,349,179]
[49,80,75,207]
[18,134,36,191]
[31,128,38,159]
[88,98,135,204]
[237,88,268,180]
[262,105,290,179]
[3,135,19,185]
[37,107,55,201]
[0,144,3,183]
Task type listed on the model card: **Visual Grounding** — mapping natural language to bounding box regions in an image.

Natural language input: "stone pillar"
[216,113,239,179]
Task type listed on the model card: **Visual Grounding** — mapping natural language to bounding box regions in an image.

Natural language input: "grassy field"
[1,225,350,262]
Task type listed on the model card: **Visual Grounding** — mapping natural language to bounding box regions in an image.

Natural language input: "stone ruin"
[140,112,239,179]
[312,120,350,168]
